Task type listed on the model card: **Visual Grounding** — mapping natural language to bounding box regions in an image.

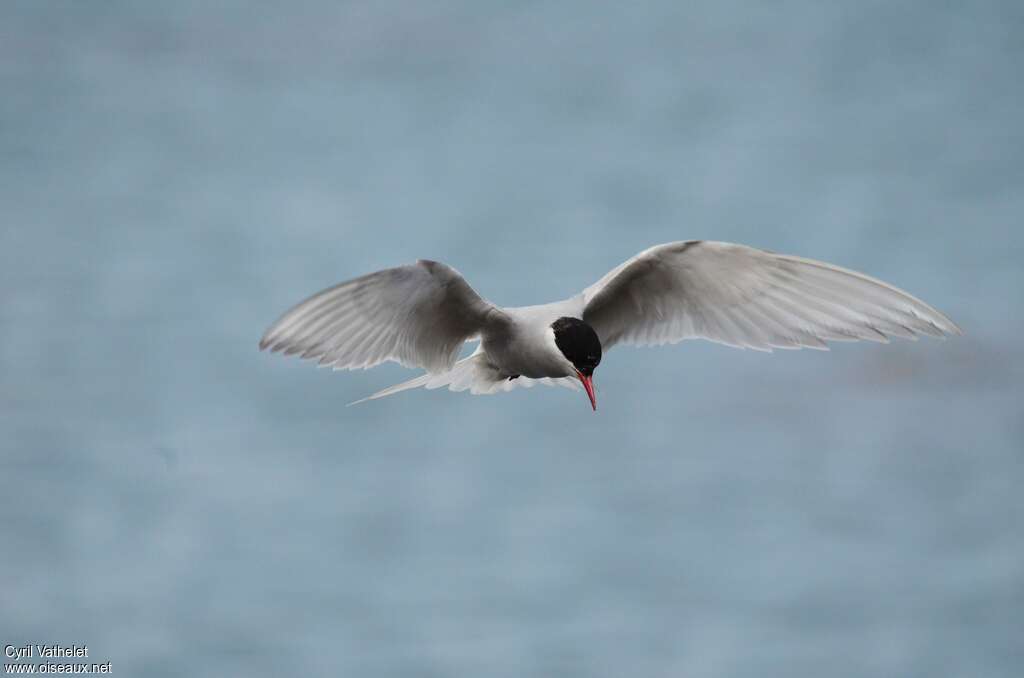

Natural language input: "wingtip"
[258,331,279,352]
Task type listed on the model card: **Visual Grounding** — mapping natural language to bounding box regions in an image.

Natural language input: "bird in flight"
[259,241,960,410]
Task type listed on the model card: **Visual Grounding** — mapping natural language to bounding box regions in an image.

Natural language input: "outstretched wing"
[260,260,501,373]
[581,241,961,352]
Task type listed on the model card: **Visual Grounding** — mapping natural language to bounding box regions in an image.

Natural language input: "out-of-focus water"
[1,2,1021,677]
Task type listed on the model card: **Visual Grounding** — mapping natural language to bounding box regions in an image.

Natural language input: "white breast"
[484,300,582,379]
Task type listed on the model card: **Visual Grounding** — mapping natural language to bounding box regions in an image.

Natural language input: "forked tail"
[348,351,488,405]
[348,350,580,405]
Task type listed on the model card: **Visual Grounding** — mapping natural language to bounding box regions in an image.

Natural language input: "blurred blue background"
[1,2,1021,677]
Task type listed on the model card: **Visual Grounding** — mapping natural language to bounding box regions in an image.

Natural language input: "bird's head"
[551,317,602,410]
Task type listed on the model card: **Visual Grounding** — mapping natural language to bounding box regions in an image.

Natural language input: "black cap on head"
[552,317,602,376]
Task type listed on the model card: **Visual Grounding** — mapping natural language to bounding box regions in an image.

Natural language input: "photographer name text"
[5,646,89,661]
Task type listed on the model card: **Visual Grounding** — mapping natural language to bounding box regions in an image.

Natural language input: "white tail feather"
[348,351,580,405]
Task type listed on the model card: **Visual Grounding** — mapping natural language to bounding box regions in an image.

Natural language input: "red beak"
[577,371,597,411]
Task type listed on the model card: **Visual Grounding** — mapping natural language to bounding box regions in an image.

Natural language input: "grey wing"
[581,240,961,351]
[260,260,501,373]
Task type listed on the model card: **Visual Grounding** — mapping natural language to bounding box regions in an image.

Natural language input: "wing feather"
[581,241,960,352]
[261,260,502,373]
